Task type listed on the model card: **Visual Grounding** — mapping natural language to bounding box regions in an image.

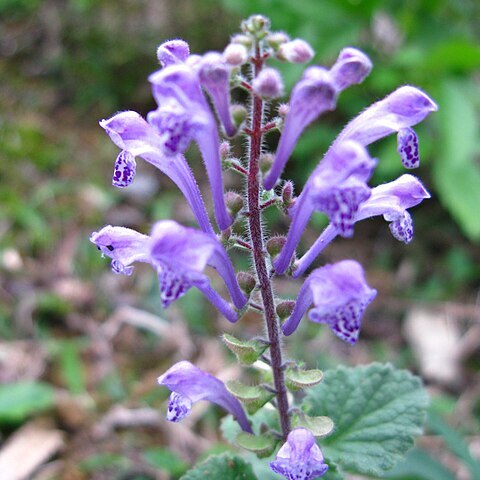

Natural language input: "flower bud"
[157,39,190,66]
[219,141,231,160]
[242,15,271,37]
[231,34,253,48]
[276,300,295,320]
[281,180,295,210]
[277,39,314,63]
[237,271,257,296]
[252,68,284,99]
[225,191,244,217]
[259,152,274,175]
[277,103,290,119]
[224,43,249,66]
[267,235,287,259]
[266,32,290,50]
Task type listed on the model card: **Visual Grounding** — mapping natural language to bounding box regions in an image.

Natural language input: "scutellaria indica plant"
[91,15,437,480]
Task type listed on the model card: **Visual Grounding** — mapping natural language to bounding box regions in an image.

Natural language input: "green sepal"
[222,334,269,365]
[236,432,278,458]
[285,367,324,391]
[226,381,275,414]
[291,411,334,438]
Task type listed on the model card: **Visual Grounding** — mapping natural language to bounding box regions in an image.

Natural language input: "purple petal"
[389,211,414,243]
[397,127,419,169]
[112,150,136,188]
[270,428,328,480]
[307,260,377,344]
[329,47,372,91]
[264,67,337,190]
[158,361,252,432]
[198,52,237,137]
[336,86,437,147]
[90,226,151,275]
[166,392,192,422]
[157,39,190,67]
[278,39,315,63]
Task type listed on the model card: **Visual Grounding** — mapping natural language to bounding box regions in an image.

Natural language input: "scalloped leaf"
[303,363,429,476]
[180,453,257,480]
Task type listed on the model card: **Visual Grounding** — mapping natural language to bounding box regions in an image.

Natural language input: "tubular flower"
[264,47,372,190]
[283,260,377,343]
[270,428,328,479]
[148,64,232,230]
[197,52,238,137]
[294,174,430,277]
[158,361,252,433]
[90,220,247,322]
[274,141,376,274]
[100,111,214,235]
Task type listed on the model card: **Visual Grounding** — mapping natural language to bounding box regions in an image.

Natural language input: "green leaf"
[180,453,257,480]
[303,363,429,476]
[0,381,56,423]
[434,78,480,241]
[222,334,269,365]
[285,367,324,391]
[226,381,275,414]
[291,412,334,438]
[236,432,278,458]
[386,447,455,480]
[143,448,188,476]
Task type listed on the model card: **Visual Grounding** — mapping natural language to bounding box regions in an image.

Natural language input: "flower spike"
[149,65,232,230]
[294,174,430,277]
[270,428,328,479]
[158,361,253,433]
[283,260,377,343]
[100,111,214,235]
[90,221,247,321]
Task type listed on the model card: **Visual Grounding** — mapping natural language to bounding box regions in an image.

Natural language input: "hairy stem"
[246,47,290,439]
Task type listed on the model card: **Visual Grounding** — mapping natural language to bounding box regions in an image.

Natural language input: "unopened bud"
[219,141,231,160]
[278,103,290,118]
[277,39,314,63]
[224,43,249,66]
[266,236,287,259]
[276,300,296,320]
[266,32,290,50]
[231,34,253,48]
[282,180,295,208]
[237,271,257,296]
[225,191,244,217]
[242,15,271,37]
[259,153,274,175]
[252,68,284,99]
[231,104,247,128]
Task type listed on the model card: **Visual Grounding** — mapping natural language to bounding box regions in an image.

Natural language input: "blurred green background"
[0,0,479,479]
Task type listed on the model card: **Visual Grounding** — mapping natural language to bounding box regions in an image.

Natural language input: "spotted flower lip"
[293,174,430,277]
[282,260,377,343]
[148,64,232,230]
[158,361,253,433]
[274,141,376,275]
[270,428,328,479]
[264,47,372,191]
[90,220,247,322]
[100,111,214,235]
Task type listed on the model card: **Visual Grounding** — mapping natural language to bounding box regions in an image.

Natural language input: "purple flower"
[197,52,238,137]
[283,260,377,343]
[334,85,437,168]
[294,174,430,277]
[148,64,232,230]
[100,111,214,235]
[90,220,247,322]
[274,141,376,274]
[270,428,328,479]
[158,361,252,433]
[264,48,372,190]
[157,39,190,67]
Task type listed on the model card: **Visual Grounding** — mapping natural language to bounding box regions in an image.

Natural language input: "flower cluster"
[92,14,436,480]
